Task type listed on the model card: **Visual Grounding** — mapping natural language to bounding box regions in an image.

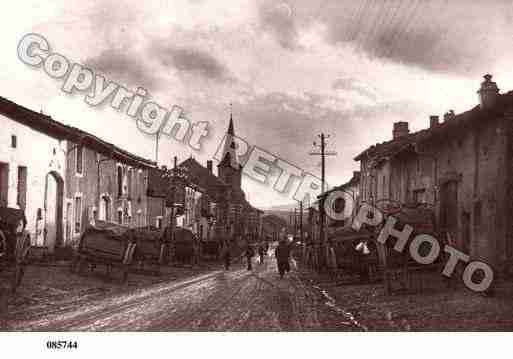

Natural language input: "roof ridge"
[0,95,156,167]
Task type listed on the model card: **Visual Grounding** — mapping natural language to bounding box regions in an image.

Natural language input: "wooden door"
[440,181,458,244]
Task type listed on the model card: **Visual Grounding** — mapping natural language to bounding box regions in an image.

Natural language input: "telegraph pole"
[309,133,337,270]
[294,207,297,238]
[299,200,303,244]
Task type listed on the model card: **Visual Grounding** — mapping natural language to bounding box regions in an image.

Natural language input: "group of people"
[220,238,292,278]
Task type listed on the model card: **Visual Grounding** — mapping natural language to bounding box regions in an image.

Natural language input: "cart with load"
[171,227,198,264]
[374,201,444,294]
[329,226,379,282]
[200,239,220,260]
[70,220,136,283]
[131,226,169,275]
[0,206,31,312]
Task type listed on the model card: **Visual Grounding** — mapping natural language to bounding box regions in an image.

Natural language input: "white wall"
[0,114,67,250]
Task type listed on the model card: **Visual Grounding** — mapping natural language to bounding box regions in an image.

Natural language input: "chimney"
[477,74,499,109]
[392,121,409,139]
[429,115,439,128]
[207,160,213,173]
[443,110,455,122]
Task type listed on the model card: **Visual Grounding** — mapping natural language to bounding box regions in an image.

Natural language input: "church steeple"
[219,104,239,169]
[227,103,235,136]
[218,104,242,190]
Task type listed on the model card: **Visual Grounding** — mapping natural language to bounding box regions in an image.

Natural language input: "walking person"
[221,241,231,270]
[275,239,291,279]
[258,245,266,265]
[245,244,254,271]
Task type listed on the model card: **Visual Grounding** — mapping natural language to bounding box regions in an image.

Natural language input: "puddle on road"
[313,285,368,331]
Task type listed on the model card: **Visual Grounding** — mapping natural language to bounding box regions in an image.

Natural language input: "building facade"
[355,75,513,268]
[0,95,167,253]
[0,97,67,252]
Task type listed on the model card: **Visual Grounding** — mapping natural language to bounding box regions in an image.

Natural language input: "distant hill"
[261,203,296,212]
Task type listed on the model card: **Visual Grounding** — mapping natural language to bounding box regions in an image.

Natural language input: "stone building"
[64,133,160,245]
[0,95,166,254]
[354,75,513,268]
[0,96,67,252]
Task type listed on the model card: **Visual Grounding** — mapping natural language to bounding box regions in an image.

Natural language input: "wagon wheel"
[10,233,31,292]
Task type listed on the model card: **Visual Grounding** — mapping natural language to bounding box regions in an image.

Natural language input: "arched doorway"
[44,171,64,252]
[99,194,111,221]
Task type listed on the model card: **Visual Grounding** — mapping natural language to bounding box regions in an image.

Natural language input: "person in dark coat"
[258,245,266,265]
[221,241,231,270]
[245,244,254,270]
[275,239,291,278]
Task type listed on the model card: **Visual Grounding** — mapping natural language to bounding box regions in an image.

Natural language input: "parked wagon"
[374,202,443,294]
[200,239,220,260]
[131,226,168,275]
[0,207,31,313]
[330,226,379,282]
[70,220,136,283]
[172,227,199,263]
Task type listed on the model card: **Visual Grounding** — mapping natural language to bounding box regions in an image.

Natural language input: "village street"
[3,253,358,331]
[4,248,513,331]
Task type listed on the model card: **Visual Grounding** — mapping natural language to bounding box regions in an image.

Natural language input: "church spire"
[228,103,234,135]
[218,103,239,169]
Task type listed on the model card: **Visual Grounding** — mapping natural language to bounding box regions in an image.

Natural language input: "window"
[74,196,82,234]
[127,169,133,199]
[473,201,482,227]
[156,216,163,229]
[117,209,123,224]
[76,145,84,175]
[11,135,17,148]
[17,166,27,210]
[413,189,426,204]
[117,166,123,198]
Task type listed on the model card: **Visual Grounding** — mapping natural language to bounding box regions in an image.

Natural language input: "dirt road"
[5,256,360,331]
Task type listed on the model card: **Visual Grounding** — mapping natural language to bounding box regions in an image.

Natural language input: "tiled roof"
[354,91,513,163]
[179,158,227,195]
[0,96,156,168]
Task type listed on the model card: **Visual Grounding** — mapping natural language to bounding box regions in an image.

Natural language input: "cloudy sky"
[2,0,513,208]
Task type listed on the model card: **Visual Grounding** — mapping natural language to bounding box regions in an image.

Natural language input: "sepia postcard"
[0,0,512,357]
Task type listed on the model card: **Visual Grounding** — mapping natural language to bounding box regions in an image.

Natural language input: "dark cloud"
[151,43,232,82]
[323,0,512,74]
[85,48,160,89]
[259,2,300,50]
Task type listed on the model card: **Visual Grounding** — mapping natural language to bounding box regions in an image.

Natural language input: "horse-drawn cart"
[71,220,137,283]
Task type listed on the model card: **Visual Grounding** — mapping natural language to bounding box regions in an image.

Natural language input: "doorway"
[99,195,111,221]
[439,180,458,245]
[0,162,8,206]
[65,201,72,245]
[44,171,64,252]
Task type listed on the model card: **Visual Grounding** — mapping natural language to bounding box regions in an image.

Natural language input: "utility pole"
[299,200,303,244]
[309,133,337,270]
[294,207,297,239]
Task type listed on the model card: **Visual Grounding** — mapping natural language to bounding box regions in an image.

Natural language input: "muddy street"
[4,256,359,331]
